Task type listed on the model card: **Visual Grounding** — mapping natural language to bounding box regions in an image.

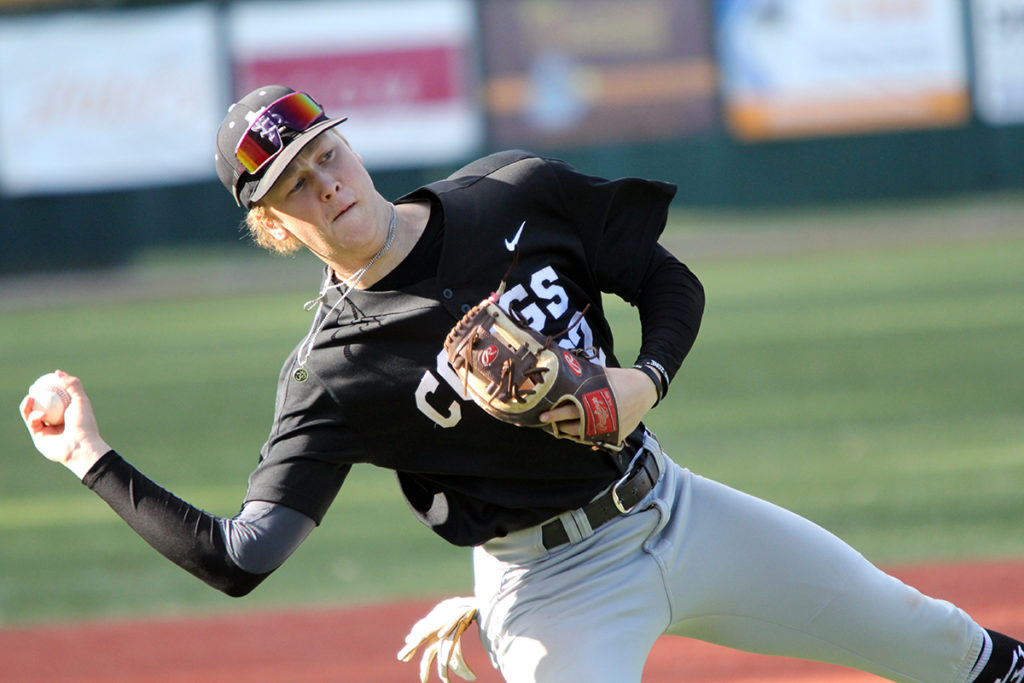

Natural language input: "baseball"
[28,373,71,426]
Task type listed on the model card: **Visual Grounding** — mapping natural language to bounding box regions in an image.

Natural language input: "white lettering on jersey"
[498,284,545,330]
[435,347,469,399]
[531,266,568,320]
[414,352,464,428]
[560,314,605,365]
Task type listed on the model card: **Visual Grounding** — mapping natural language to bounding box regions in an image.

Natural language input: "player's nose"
[313,170,341,202]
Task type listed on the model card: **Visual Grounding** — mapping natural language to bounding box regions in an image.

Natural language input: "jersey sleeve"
[545,157,677,300]
[632,245,705,391]
[244,356,362,524]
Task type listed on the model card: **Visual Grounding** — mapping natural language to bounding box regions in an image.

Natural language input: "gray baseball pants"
[473,436,985,682]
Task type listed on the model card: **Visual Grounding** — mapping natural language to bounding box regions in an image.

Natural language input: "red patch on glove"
[582,388,617,437]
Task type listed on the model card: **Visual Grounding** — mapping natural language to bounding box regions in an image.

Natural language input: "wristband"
[632,362,665,407]
[643,359,670,394]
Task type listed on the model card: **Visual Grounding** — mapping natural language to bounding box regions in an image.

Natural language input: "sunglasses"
[234,92,325,175]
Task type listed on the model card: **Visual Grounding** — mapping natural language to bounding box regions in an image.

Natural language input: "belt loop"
[570,508,594,539]
[538,438,662,551]
[552,509,590,545]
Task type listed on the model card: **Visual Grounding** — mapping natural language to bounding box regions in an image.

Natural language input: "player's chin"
[330,207,374,244]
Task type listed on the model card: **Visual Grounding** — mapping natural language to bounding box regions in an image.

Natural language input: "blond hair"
[244,204,301,254]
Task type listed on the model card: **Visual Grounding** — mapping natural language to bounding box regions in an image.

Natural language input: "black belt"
[540,447,660,550]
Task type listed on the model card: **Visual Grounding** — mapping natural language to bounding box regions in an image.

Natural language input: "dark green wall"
[555,121,1024,207]
[3,119,1020,275]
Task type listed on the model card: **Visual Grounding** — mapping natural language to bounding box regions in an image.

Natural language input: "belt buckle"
[611,447,656,514]
[606,485,630,511]
[611,462,641,514]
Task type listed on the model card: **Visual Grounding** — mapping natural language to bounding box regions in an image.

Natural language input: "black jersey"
[245,151,678,546]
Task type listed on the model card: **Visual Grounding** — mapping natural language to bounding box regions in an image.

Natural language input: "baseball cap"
[215,85,347,209]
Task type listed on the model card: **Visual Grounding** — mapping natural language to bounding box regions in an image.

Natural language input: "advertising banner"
[228,0,481,169]
[972,0,1024,125]
[479,0,716,149]
[0,5,223,196]
[717,0,970,140]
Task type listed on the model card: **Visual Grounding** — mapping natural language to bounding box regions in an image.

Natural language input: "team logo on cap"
[480,345,499,366]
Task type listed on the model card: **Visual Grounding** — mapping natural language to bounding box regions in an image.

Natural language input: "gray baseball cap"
[215,85,346,209]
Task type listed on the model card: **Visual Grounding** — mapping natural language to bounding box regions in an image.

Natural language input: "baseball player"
[20,85,1024,683]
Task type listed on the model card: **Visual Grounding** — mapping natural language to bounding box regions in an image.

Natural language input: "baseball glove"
[444,293,622,450]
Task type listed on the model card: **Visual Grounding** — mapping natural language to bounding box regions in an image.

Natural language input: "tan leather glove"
[444,297,622,450]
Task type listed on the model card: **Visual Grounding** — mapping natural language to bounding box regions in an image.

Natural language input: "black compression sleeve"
[630,246,705,397]
[82,451,269,597]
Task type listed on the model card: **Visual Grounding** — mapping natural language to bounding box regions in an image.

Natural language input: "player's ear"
[245,204,301,254]
[254,206,290,242]
[265,221,293,243]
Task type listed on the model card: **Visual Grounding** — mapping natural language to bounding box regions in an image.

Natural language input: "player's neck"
[335,200,430,290]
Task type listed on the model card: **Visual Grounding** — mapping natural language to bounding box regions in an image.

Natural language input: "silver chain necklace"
[296,204,397,368]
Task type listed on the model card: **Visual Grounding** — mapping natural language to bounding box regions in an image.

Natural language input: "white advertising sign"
[717,0,970,140]
[228,0,482,169]
[0,5,224,196]
[972,0,1024,125]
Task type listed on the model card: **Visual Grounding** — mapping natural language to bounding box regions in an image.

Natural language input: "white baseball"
[29,373,71,426]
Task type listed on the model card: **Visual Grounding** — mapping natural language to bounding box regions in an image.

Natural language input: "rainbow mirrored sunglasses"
[233,92,325,175]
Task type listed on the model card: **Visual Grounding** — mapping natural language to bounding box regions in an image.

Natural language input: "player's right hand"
[20,371,111,479]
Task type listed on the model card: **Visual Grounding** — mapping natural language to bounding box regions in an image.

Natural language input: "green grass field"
[1,194,1022,627]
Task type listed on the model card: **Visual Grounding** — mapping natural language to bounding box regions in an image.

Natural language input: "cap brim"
[246,116,348,205]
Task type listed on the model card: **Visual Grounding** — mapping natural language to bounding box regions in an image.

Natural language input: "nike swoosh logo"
[504,221,525,251]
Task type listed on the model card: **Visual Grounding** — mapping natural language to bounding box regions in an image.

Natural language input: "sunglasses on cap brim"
[234,92,325,175]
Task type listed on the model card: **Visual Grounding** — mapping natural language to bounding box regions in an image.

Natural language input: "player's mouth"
[333,201,355,223]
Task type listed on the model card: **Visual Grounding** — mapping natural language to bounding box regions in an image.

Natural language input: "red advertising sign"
[237,45,464,112]
[228,0,481,168]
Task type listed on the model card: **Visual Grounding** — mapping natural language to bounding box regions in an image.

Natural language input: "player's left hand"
[539,366,658,446]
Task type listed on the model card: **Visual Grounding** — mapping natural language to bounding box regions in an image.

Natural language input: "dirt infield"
[3,560,1021,682]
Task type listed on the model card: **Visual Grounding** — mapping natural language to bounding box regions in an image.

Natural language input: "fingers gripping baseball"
[20,370,110,479]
